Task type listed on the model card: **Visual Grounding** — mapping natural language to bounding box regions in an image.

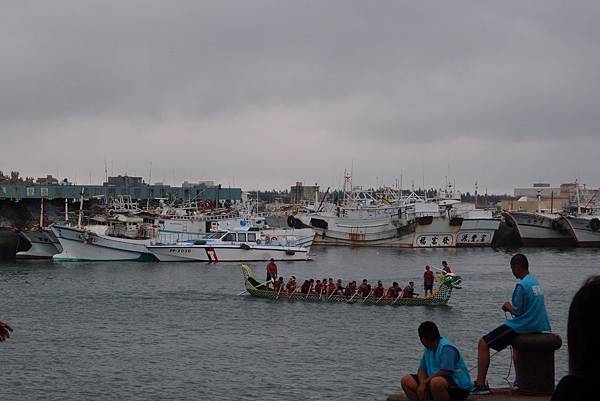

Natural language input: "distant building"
[36,175,59,185]
[106,175,144,187]
[290,182,321,204]
[504,182,599,212]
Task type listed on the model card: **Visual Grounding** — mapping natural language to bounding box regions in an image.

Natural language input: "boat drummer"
[266,258,278,285]
[424,265,435,296]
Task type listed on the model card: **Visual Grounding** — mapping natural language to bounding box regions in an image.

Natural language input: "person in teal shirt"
[473,253,551,394]
[401,321,473,401]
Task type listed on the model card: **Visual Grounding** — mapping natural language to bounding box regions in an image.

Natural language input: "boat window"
[224,233,236,241]
[247,233,256,242]
[237,233,247,242]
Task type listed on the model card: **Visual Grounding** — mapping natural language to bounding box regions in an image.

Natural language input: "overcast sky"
[1,1,599,193]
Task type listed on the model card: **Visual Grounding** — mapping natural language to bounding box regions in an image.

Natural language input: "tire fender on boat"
[590,218,600,232]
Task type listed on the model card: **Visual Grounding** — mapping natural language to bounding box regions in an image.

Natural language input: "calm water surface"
[1,247,599,400]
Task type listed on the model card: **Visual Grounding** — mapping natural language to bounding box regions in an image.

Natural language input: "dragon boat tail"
[240,265,461,306]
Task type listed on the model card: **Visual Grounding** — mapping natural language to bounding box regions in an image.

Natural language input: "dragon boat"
[240,265,462,306]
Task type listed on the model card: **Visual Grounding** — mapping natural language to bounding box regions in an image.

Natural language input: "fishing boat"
[240,265,462,306]
[147,227,313,262]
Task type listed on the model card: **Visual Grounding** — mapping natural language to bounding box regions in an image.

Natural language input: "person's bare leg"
[429,377,449,401]
[401,374,419,401]
[512,348,519,386]
[476,337,491,384]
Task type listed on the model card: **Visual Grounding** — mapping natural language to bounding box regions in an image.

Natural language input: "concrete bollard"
[512,333,562,395]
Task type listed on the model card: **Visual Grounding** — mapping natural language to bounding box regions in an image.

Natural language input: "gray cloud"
[1,1,599,193]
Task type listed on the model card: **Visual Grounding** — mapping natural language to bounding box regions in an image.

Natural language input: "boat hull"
[16,229,62,259]
[148,244,310,262]
[560,216,600,247]
[504,212,576,247]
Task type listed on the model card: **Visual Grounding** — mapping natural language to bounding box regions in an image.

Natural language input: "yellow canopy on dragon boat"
[240,265,462,306]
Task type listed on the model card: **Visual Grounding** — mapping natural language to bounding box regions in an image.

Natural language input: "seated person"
[300,280,311,294]
[387,282,400,298]
[401,321,472,401]
[403,282,415,298]
[274,277,285,292]
[286,277,297,294]
[344,281,357,298]
[373,280,385,298]
[326,278,337,295]
[336,279,344,294]
[314,280,324,294]
[357,279,371,297]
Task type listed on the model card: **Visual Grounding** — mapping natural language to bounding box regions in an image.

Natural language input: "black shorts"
[410,374,470,401]
[483,324,518,351]
[424,284,433,291]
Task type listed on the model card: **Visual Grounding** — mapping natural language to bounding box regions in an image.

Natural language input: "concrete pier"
[387,388,550,401]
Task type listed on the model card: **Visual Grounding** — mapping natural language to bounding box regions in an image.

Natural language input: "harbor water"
[1,247,598,400]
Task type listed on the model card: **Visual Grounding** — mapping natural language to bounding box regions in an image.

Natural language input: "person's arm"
[503,284,526,316]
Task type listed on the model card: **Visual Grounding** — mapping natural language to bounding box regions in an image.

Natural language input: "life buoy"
[256,239,261,245]
[271,236,278,241]
[590,218,600,232]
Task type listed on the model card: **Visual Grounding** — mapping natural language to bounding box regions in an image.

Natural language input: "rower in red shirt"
[357,279,371,297]
[314,280,324,295]
[274,277,285,293]
[326,278,337,295]
[386,282,400,298]
[373,280,385,298]
[402,281,415,298]
[286,276,297,294]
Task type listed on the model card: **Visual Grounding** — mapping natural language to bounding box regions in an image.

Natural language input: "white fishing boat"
[147,227,313,262]
[51,214,157,262]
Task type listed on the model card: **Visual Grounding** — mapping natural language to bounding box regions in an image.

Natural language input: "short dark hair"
[510,253,529,270]
[418,321,441,342]
[568,276,600,376]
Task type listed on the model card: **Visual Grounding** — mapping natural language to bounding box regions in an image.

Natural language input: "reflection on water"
[0,247,598,400]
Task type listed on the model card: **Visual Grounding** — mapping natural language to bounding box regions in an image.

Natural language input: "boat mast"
[77,188,85,228]
[575,179,581,215]
[39,198,44,228]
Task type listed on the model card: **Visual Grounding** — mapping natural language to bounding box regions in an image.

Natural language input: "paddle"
[375,292,386,304]
[275,285,284,300]
[319,286,324,300]
[305,284,313,299]
[327,287,339,300]
[361,289,374,303]
[347,289,359,303]
[391,291,403,305]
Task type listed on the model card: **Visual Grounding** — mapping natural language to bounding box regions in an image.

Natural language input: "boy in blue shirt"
[401,321,473,401]
[473,253,551,394]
